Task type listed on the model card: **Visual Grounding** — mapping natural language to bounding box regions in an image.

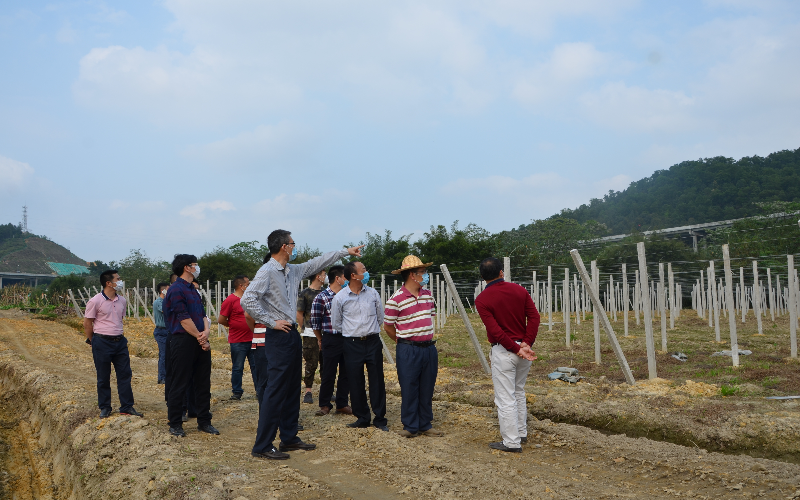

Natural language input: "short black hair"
[327,265,345,281]
[157,282,169,294]
[172,254,198,277]
[479,257,502,281]
[169,273,178,283]
[267,229,292,256]
[233,275,248,289]
[343,261,359,281]
[100,269,118,288]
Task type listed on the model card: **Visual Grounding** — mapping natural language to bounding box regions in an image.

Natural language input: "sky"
[1,0,799,263]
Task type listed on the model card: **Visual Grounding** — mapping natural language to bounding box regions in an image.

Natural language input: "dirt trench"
[5,314,800,499]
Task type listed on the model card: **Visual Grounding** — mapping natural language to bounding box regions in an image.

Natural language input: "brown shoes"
[397,429,419,438]
[335,406,353,415]
[315,407,330,416]
[420,428,444,437]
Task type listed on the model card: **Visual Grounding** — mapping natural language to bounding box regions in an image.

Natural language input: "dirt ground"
[3,311,800,499]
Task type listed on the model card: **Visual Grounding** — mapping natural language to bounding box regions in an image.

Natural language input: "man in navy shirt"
[163,254,218,437]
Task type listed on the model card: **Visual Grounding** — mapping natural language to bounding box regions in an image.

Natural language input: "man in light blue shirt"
[242,229,364,460]
[152,282,169,384]
[331,261,387,431]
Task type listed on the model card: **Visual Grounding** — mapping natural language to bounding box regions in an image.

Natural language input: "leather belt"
[397,338,436,347]
[94,333,124,342]
[346,334,378,341]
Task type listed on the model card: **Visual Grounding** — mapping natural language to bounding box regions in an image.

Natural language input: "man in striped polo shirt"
[384,255,443,438]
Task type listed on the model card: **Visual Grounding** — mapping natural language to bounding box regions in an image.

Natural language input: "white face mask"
[114,280,125,291]
[191,265,201,279]
[323,275,329,285]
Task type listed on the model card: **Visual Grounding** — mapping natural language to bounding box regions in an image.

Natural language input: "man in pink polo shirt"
[83,269,143,419]
[384,255,442,438]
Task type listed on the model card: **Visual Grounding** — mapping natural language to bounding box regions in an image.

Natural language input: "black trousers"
[91,335,135,412]
[251,347,269,406]
[343,334,387,427]
[166,333,212,428]
[318,332,350,410]
[252,328,302,454]
[164,333,197,416]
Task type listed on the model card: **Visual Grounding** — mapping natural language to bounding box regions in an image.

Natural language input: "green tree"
[347,230,413,273]
[413,221,492,272]
[109,249,171,285]
[494,217,608,268]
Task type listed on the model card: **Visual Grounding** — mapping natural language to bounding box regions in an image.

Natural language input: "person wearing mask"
[297,269,326,404]
[219,275,254,400]
[310,265,351,417]
[83,270,143,419]
[331,261,387,432]
[163,254,217,437]
[152,282,170,385]
[474,257,539,453]
[384,256,442,438]
[241,230,363,460]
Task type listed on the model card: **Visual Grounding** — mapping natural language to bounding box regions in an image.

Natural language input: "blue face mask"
[361,271,370,285]
[342,280,349,288]
[289,245,297,262]
[421,273,429,285]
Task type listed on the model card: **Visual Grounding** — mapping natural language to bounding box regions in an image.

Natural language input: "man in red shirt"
[219,275,254,400]
[475,257,539,453]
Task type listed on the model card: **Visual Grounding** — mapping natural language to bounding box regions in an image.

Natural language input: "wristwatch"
[85,338,92,345]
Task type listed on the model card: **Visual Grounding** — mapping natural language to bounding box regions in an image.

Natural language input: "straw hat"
[391,255,433,275]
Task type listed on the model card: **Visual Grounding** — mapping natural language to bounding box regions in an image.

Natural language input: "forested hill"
[558,147,800,234]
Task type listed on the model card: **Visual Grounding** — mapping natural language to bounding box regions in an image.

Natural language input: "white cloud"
[56,21,76,43]
[179,200,235,219]
[594,174,631,194]
[580,82,695,133]
[0,155,34,192]
[184,123,311,169]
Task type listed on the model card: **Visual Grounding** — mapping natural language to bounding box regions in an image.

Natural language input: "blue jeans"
[153,327,169,381]
[230,341,255,395]
[396,342,438,433]
[91,335,135,412]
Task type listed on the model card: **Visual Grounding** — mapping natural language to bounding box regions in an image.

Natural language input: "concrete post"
[591,261,600,364]
[622,263,629,336]
[440,264,490,374]
[753,261,763,335]
[668,263,675,329]
[790,256,798,358]
[571,250,635,385]
[659,263,667,351]
[547,266,553,331]
[710,261,721,342]
[722,245,740,366]
[699,270,706,319]
[634,270,640,325]
[504,257,511,284]
[740,267,746,323]
[574,274,580,325]
[564,268,570,347]
[768,269,775,322]
[637,242,657,379]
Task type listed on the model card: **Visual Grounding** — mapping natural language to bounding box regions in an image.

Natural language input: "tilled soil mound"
[3,313,800,499]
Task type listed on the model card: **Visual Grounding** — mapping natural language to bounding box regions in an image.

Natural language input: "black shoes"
[346,421,370,429]
[182,413,189,422]
[302,392,313,404]
[230,393,242,400]
[279,440,316,452]
[157,379,165,385]
[297,424,305,431]
[120,408,144,417]
[521,437,528,444]
[489,442,522,453]
[374,425,389,432]
[198,424,220,435]
[99,408,112,419]
[169,427,186,437]
[252,448,290,460]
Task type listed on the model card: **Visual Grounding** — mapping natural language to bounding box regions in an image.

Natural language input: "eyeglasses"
[285,242,297,247]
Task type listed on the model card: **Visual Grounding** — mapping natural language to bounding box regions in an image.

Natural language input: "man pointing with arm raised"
[241,229,364,460]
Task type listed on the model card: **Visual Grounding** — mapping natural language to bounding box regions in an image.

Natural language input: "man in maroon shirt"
[219,275,255,400]
[475,257,539,453]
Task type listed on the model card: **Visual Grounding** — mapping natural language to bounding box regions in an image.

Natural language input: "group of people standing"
[83,228,541,459]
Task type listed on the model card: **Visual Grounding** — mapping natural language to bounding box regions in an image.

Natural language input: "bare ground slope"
[1,313,800,499]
